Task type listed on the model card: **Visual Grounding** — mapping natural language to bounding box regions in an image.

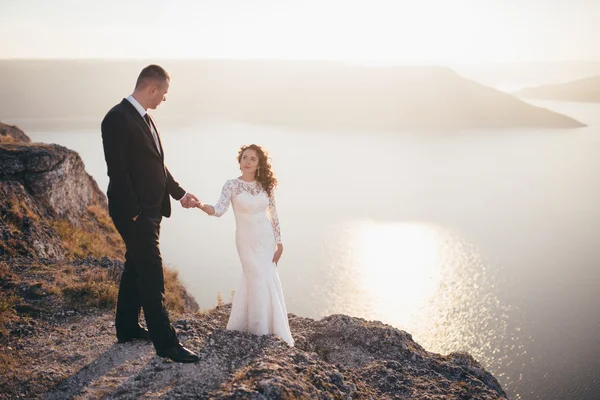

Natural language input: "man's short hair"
[135,64,170,89]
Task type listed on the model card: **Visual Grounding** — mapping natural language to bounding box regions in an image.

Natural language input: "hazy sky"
[1,0,598,63]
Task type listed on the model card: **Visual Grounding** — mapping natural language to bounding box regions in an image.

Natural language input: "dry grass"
[0,291,18,316]
[52,206,125,260]
[1,196,40,239]
[6,198,38,222]
[0,261,120,320]
[0,134,16,144]
[164,268,186,315]
[0,262,17,335]
[0,350,22,393]
[0,291,18,334]
[1,194,120,260]
[52,219,94,258]
[87,204,117,233]
[61,269,119,310]
[1,261,190,317]
[49,206,190,314]
[54,264,191,315]
[0,260,10,277]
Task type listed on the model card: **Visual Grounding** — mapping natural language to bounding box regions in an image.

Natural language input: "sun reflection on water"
[322,220,529,396]
[353,222,444,327]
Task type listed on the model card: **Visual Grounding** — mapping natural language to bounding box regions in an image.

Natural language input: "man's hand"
[180,193,200,209]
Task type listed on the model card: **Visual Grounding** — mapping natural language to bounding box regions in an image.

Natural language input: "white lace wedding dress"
[210,178,294,346]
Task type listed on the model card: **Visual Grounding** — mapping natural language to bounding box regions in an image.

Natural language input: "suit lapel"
[120,99,162,159]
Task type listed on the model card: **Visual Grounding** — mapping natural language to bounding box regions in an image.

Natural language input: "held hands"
[179,193,213,215]
[180,193,201,209]
[273,243,284,266]
[133,192,200,220]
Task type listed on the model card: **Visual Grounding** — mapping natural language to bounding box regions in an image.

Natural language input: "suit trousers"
[112,214,179,351]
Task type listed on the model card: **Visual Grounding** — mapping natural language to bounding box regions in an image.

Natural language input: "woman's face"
[240,149,260,175]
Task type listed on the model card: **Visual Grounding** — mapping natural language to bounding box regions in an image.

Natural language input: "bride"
[197,144,294,346]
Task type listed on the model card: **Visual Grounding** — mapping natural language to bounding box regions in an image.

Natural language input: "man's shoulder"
[102,102,129,125]
[102,101,130,123]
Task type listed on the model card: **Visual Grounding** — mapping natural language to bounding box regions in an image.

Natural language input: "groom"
[101,65,200,363]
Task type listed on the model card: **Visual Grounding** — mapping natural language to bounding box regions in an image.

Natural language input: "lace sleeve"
[212,180,233,217]
[268,193,282,244]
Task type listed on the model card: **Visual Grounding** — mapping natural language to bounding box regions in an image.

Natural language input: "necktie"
[143,114,161,154]
[143,113,151,128]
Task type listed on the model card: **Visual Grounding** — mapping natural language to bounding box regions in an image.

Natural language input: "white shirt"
[126,95,162,155]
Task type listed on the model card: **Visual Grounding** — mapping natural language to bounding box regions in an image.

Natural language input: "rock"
[0,123,30,144]
[0,125,124,260]
[0,180,66,258]
[0,143,106,224]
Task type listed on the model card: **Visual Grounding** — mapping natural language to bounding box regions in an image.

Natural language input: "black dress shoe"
[156,345,199,363]
[117,328,151,343]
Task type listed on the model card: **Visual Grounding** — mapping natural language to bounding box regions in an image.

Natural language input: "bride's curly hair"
[237,144,278,196]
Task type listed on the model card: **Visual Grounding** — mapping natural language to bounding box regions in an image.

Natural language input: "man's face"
[149,79,169,109]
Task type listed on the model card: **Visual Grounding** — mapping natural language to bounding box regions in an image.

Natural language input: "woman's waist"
[234,218,272,231]
[234,212,270,222]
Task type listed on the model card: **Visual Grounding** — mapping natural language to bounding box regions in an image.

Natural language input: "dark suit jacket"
[101,99,185,220]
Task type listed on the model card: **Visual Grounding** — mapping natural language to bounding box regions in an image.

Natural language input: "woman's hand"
[273,243,284,266]
[197,203,215,215]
